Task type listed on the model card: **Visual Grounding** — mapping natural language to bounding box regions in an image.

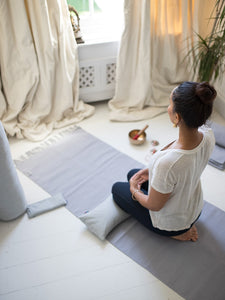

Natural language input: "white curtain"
[109,0,202,121]
[0,0,94,141]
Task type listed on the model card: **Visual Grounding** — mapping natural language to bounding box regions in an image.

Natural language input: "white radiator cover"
[77,41,119,102]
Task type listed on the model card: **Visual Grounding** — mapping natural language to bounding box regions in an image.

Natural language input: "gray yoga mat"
[15,126,225,300]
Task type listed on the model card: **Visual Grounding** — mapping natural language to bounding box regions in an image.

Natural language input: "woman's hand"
[129,168,149,193]
[129,168,170,211]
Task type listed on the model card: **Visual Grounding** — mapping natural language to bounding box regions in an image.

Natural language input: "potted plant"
[186,0,225,82]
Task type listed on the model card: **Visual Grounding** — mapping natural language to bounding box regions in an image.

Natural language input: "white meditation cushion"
[79,194,130,240]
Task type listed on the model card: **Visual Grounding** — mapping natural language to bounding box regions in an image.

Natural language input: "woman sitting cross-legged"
[112,81,216,241]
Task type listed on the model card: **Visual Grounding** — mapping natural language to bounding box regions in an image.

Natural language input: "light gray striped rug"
[15,127,225,300]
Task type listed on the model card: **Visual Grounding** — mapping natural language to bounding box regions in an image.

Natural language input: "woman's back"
[148,126,215,231]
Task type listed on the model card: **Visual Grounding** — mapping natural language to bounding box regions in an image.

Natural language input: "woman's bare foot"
[171,225,198,242]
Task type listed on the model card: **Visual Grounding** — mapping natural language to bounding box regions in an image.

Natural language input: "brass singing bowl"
[128,129,146,145]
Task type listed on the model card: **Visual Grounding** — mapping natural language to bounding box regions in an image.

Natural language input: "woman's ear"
[174,112,181,126]
[175,112,180,122]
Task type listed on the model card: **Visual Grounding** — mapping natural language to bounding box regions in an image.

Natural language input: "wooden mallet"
[133,125,149,140]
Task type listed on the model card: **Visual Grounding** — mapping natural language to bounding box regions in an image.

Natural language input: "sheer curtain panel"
[109,0,201,121]
[0,0,94,141]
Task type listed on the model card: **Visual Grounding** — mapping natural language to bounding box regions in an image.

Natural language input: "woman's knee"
[111,181,131,203]
[111,182,128,211]
[127,168,141,181]
[111,182,120,196]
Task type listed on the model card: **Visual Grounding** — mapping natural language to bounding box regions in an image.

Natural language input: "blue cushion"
[0,122,27,221]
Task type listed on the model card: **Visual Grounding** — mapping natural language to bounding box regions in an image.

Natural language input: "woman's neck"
[177,125,203,150]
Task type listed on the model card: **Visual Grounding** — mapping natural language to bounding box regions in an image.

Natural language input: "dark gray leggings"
[111,168,197,237]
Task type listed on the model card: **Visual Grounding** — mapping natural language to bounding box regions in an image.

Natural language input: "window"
[67,0,101,16]
[67,0,124,44]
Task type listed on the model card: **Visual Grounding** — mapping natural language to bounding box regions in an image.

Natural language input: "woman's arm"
[133,187,170,211]
[129,171,170,211]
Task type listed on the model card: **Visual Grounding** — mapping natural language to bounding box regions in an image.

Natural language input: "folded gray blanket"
[210,122,225,148]
[208,144,225,170]
[209,122,225,170]
[27,193,67,218]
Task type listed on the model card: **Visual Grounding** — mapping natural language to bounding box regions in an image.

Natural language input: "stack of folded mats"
[209,122,225,170]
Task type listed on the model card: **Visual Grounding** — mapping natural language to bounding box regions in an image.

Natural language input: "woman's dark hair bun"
[195,81,217,104]
[172,81,217,128]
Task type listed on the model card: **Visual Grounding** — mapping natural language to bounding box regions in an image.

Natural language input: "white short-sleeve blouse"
[148,126,215,231]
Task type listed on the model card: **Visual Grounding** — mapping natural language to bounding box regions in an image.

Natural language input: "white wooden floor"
[1,101,225,300]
